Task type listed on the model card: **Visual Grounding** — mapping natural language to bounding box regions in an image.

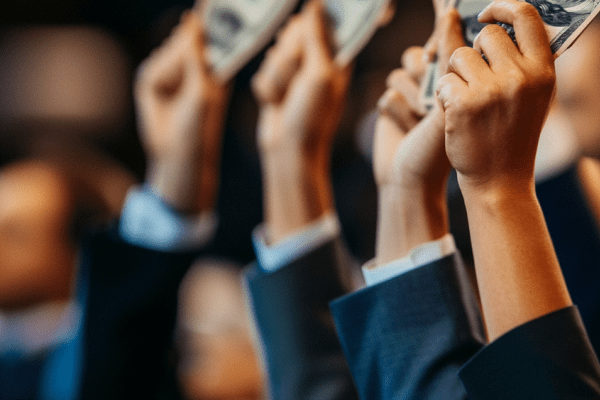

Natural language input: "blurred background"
[0,1,437,398]
[0,0,436,265]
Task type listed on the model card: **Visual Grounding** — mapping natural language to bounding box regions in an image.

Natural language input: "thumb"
[302,0,335,67]
[437,8,466,74]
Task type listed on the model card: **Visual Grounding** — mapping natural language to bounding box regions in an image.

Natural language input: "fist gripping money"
[251,0,352,242]
[135,12,229,212]
[252,0,351,159]
[372,9,465,265]
[437,0,556,195]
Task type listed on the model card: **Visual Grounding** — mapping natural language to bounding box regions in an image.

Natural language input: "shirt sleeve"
[252,212,341,272]
[119,185,217,251]
[362,233,457,286]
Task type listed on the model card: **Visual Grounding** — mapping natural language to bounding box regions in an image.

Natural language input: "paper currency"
[325,0,393,65]
[420,60,440,111]
[457,0,600,55]
[202,0,300,82]
[420,0,600,107]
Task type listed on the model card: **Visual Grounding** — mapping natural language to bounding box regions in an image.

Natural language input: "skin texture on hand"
[252,0,351,243]
[134,12,229,213]
[373,9,464,266]
[437,0,572,341]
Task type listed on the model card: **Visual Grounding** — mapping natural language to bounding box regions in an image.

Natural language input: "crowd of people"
[2,0,600,399]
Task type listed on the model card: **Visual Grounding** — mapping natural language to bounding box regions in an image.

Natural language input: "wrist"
[376,184,449,266]
[459,175,537,210]
[146,154,217,214]
[261,151,334,242]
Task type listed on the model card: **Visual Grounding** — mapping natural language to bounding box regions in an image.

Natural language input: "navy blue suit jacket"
[244,238,359,400]
[77,227,200,400]
[332,251,600,399]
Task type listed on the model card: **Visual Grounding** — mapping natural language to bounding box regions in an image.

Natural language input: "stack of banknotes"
[421,0,600,109]
[199,0,392,82]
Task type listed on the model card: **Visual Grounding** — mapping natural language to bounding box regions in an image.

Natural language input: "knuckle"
[479,23,506,41]
[400,46,423,68]
[515,1,539,19]
[386,68,407,88]
[451,46,473,62]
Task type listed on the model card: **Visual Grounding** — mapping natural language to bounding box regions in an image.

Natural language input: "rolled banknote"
[325,0,393,65]
[458,0,600,55]
[420,0,600,108]
[201,0,300,82]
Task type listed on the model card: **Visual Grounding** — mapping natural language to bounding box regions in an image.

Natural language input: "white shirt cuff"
[252,212,341,272]
[362,233,457,286]
[119,186,217,251]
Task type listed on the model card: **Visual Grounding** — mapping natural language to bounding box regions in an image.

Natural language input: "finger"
[400,47,426,84]
[251,21,303,103]
[436,72,468,113]
[472,23,520,70]
[377,88,421,132]
[302,0,335,66]
[422,33,438,64]
[183,10,212,75]
[447,46,490,84]
[478,0,553,62]
[139,28,187,98]
[386,69,427,116]
[436,8,466,73]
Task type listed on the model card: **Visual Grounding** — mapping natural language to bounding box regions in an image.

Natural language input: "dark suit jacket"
[77,227,200,400]
[537,166,600,353]
[332,251,600,399]
[331,253,484,400]
[244,238,359,400]
[460,306,600,399]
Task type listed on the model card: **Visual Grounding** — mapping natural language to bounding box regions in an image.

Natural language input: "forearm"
[462,181,572,341]
[261,149,333,243]
[376,183,449,266]
[146,151,221,214]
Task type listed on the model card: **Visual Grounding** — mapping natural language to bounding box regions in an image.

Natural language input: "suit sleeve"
[330,252,485,400]
[460,306,600,399]
[244,238,359,400]
[537,166,600,352]
[77,227,200,400]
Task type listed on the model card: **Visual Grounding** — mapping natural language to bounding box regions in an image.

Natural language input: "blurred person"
[0,160,82,400]
[331,6,486,398]
[0,8,233,400]
[78,10,231,400]
[334,3,600,399]
[176,260,263,400]
[244,2,359,399]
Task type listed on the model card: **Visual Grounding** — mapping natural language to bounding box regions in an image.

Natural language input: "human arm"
[251,0,351,243]
[437,0,568,341]
[371,7,464,275]
[437,1,600,396]
[120,11,229,250]
[78,14,230,399]
[244,2,358,399]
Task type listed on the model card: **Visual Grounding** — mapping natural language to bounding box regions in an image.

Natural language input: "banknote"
[201,0,300,81]
[457,0,600,55]
[325,0,393,65]
[420,0,600,107]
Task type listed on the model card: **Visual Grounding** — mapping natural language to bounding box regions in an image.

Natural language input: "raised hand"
[373,10,464,265]
[252,0,351,158]
[437,0,556,196]
[436,0,570,341]
[251,0,352,242]
[134,12,229,212]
